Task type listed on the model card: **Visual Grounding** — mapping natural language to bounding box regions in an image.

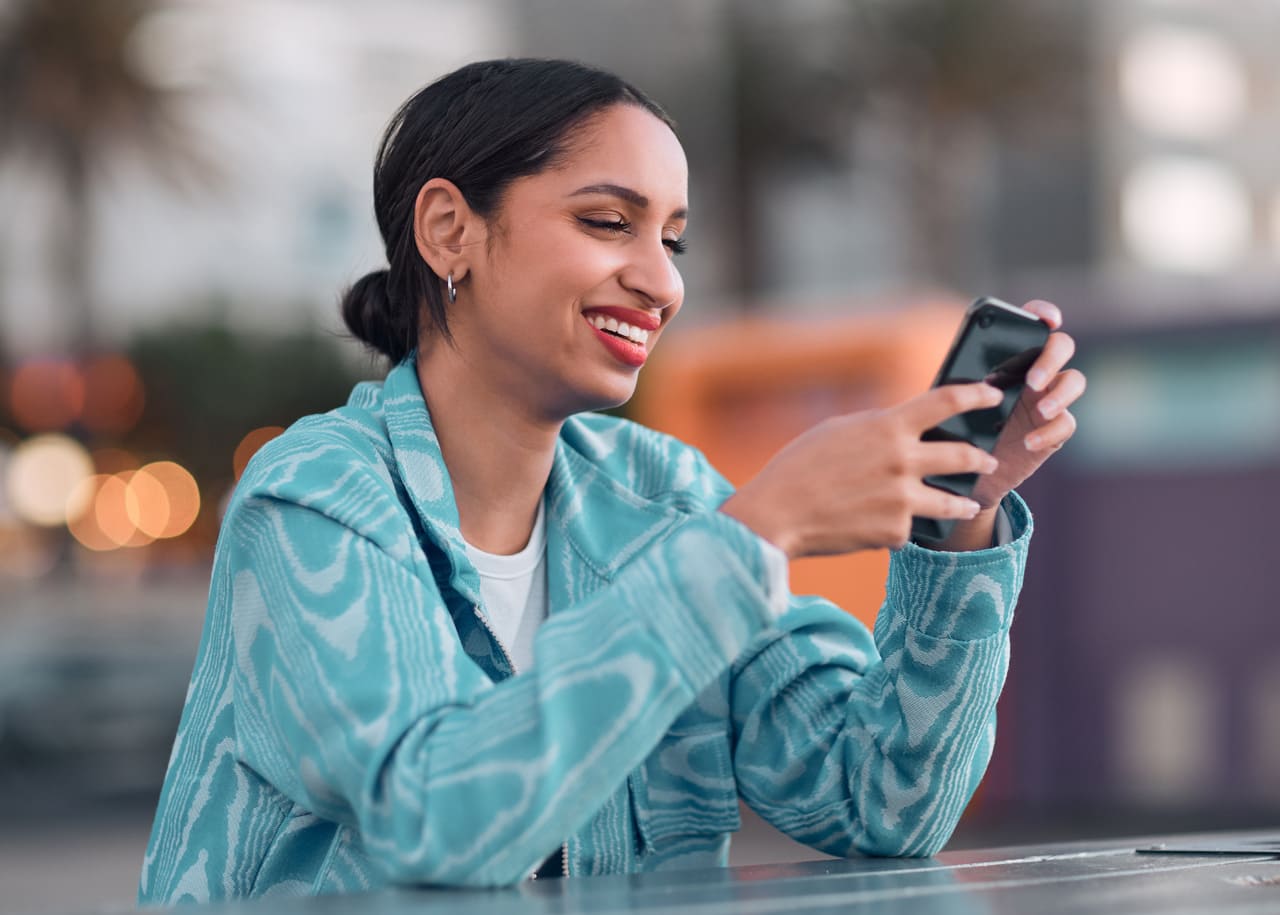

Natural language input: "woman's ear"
[413,178,482,282]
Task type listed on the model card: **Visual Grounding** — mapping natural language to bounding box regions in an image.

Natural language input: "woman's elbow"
[851,815,954,858]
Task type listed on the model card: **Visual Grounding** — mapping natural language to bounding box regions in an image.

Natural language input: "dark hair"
[341,58,675,363]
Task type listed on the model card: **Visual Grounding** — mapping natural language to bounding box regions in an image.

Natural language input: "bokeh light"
[1120,26,1246,141]
[7,434,94,526]
[9,358,85,432]
[66,475,120,552]
[1122,157,1251,272]
[234,426,285,480]
[66,461,201,549]
[81,354,146,435]
[126,468,171,539]
[138,461,201,538]
[96,473,153,547]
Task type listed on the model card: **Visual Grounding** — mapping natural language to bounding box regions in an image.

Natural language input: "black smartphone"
[910,297,1051,543]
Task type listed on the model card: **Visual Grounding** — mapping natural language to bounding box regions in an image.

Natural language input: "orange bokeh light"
[66,461,201,550]
[10,358,84,432]
[126,467,171,538]
[139,461,201,538]
[67,475,118,552]
[95,474,154,547]
[81,354,146,435]
[234,426,285,480]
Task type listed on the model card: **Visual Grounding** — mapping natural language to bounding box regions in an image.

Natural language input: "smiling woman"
[412,102,688,434]
[138,58,1084,905]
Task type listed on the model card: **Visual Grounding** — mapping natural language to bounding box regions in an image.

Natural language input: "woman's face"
[454,103,688,420]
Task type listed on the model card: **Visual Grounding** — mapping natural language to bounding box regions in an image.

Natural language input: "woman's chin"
[565,376,639,416]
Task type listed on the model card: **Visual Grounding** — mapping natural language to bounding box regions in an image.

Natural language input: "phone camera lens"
[978,313,995,329]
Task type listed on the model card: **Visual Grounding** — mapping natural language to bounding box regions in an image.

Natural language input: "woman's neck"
[416,351,559,556]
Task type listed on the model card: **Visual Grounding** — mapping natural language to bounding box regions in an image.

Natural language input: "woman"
[140,58,1083,902]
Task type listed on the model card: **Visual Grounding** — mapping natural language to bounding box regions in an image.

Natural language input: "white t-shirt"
[463,499,548,673]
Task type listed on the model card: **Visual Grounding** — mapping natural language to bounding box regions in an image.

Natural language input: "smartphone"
[910,297,1051,543]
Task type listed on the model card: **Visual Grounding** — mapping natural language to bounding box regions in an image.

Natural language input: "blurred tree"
[726,0,1080,296]
[0,0,211,351]
[127,317,374,504]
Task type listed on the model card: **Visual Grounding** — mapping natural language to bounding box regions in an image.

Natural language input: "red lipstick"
[585,317,648,367]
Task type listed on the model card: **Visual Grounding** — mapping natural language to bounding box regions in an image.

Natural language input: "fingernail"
[1038,398,1059,419]
[1026,369,1048,391]
[985,457,1000,473]
[965,501,981,518]
[1025,433,1042,450]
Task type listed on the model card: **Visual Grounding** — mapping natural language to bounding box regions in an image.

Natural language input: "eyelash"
[579,217,688,256]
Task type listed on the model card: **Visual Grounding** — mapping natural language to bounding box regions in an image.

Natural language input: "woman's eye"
[580,217,630,234]
[579,216,686,256]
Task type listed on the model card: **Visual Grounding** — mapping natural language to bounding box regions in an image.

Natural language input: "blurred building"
[8,0,1280,348]
[1098,1,1280,302]
[989,0,1280,826]
[1,0,519,351]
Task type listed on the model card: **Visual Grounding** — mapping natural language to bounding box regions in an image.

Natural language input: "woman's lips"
[584,315,648,367]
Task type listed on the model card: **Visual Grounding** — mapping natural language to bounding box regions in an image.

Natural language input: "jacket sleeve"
[728,493,1032,858]
[223,438,785,888]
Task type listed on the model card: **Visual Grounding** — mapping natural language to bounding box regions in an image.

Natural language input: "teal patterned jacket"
[139,357,1032,903]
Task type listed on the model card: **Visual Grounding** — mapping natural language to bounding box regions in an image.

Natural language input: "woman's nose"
[620,238,683,310]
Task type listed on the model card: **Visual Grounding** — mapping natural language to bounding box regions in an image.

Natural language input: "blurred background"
[1,0,1278,912]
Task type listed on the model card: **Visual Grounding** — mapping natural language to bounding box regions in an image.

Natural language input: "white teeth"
[587,313,650,345]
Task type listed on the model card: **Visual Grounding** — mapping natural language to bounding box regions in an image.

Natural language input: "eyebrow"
[569,183,688,220]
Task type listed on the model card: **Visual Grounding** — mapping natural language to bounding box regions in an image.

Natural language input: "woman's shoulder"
[561,412,733,506]
[236,383,399,499]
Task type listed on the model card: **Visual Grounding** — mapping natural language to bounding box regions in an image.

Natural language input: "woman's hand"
[932,299,1085,552]
[969,300,1085,510]
[720,382,1005,560]
[722,300,1086,558]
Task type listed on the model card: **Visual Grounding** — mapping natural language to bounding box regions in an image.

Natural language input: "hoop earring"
[446,272,457,304]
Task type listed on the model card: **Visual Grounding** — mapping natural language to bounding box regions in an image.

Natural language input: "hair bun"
[341,269,416,362]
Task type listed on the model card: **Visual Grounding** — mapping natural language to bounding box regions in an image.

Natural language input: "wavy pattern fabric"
[139,357,1032,903]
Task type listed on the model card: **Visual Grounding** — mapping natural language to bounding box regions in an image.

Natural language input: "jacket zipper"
[473,604,520,677]
[473,606,569,881]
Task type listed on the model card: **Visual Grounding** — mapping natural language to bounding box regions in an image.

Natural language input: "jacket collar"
[379,356,682,615]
